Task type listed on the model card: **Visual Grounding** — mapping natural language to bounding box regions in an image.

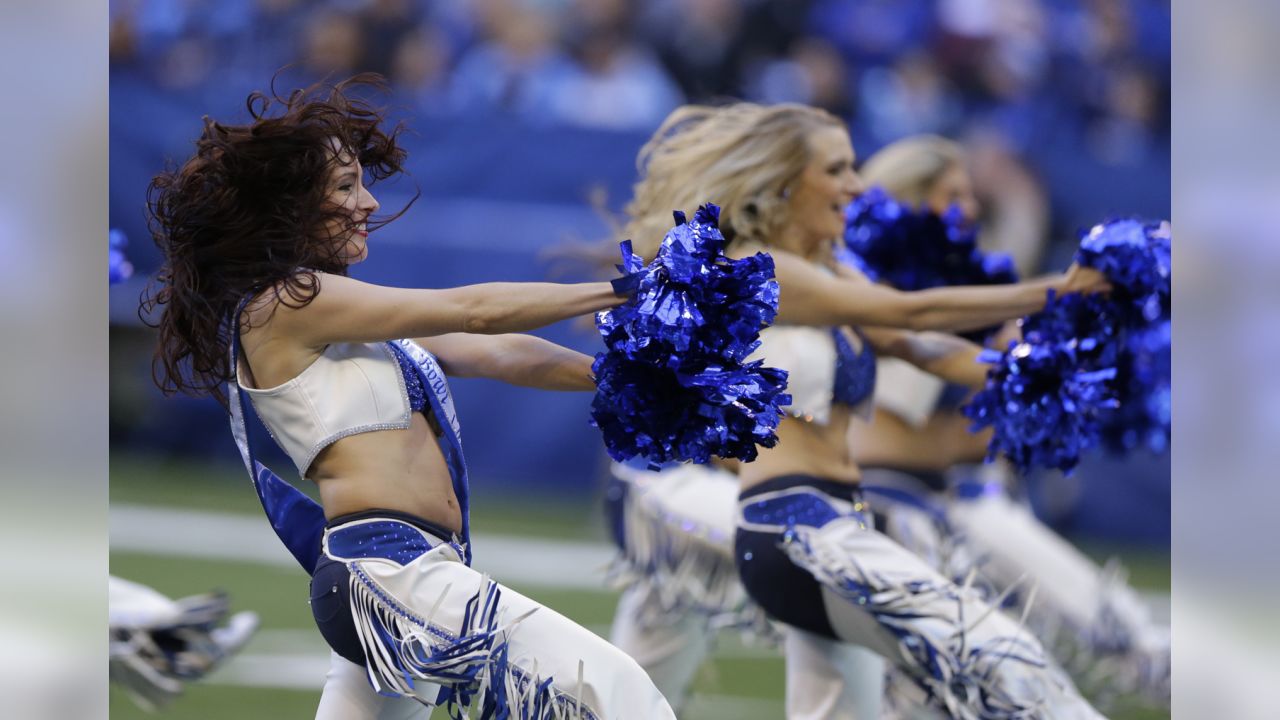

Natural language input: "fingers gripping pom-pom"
[1075,219,1171,324]
[964,218,1172,473]
[591,204,791,467]
[841,187,1017,343]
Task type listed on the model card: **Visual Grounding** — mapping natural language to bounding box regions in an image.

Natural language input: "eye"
[338,183,354,192]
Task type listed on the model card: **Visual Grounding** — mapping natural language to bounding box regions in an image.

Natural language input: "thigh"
[609,581,713,710]
[949,493,1107,626]
[792,521,1103,719]
[784,626,884,720]
[359,550,676,720]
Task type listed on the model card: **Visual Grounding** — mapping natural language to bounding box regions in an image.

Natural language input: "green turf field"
[110,453,1168,719]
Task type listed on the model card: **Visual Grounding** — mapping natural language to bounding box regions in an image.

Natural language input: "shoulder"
[239,272,336,347]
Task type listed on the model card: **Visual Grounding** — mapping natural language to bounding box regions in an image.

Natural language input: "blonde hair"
[858,135,963,207]
[622,103,845,259]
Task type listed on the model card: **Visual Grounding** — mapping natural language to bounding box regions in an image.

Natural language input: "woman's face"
[323,148,380,265]
[923,161,979,223]
[787,125,865,245]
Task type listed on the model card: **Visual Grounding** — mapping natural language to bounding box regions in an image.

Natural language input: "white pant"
[779,517,1106,720]
[608,466,885,719]
[946,492,1170,703]
[868,478,1169,704]
[322,519,674,720]
[317,653,433,720]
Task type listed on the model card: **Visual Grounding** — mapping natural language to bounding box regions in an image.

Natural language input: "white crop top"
[873,358,945,428]
[750,325,875,426]
[236,341,414,477]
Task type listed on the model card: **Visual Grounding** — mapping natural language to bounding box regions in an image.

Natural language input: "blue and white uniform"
[228,325,675,720]
[869,359,1171,709]
[734,323,1107,720]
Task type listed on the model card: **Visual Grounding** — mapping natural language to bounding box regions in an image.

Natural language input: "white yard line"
[117,502,1168,710]
[111,503,615,590]
[109,503,1172,622]
[207,649,784,718]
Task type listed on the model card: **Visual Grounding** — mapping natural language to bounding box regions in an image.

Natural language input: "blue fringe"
[348,566,597,719]
[781,523,1054,720]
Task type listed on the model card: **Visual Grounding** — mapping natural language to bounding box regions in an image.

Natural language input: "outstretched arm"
[416,333,596,391]
[769,249,1107,333]
[255,273,623,349]
[862,326,989,389]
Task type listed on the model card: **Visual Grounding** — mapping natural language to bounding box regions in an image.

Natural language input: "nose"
[359,186,380,216]
[843,168,866,200]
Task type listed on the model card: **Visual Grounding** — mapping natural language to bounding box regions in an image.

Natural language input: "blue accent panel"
[740,491,854,530]
[255,461,326,574]
[326,520,436,565]
[832,328,876,407]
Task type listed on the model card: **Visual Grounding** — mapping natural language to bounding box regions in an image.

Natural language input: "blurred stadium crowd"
[108,0,1170,546]
[109,0,1168,162]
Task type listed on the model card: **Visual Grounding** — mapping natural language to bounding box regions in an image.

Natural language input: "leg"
[784,626,884,720]
[353,542,676,719]
[798,519,1105,720]
[609,581,712,711]
[316,651,435,720]
[605,462,763,710]
[948,491,1170,705]
[737,482,1105,720]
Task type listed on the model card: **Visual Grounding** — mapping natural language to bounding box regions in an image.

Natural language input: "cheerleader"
[851,135,1170,709]
[616,102,1111,719]
[143,75,675,719]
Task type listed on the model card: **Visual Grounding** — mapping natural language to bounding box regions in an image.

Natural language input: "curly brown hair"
[142,73,414,404]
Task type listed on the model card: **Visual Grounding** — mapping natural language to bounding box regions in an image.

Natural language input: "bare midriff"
[308,412,463,533]
[737,403,862,492]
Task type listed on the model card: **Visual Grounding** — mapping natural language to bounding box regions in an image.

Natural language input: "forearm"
[456,282,620,335]
[885,331,989,389]
[929,411,992,465]
[427,333,596,391]
[488,335,596,391]
[903,277,1058,333]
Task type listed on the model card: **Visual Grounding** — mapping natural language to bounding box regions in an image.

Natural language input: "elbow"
[459,300,505,335]
[903,306,937,332]
[894,292,939,332]
[461,314,494,334]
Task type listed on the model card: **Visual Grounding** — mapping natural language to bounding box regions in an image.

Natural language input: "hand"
[610,271,644,299]
[1060,263,1112,295]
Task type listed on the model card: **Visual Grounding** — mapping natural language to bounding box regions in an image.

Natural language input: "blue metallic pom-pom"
[962,335,1119,476]
[1076,219,1171,324]
[842,186,1017,343]
[109,228,134,284]
[1099,319,1171,455]
[592,204,791,467]
[964,216,1173,472]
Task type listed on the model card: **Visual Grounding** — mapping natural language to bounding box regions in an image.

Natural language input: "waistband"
[859,466,948,494]
[953,478,1007,500]
[737,475,869,533]
[326,508,458,544]
[739,474,863,503]
[323,509,463,565]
